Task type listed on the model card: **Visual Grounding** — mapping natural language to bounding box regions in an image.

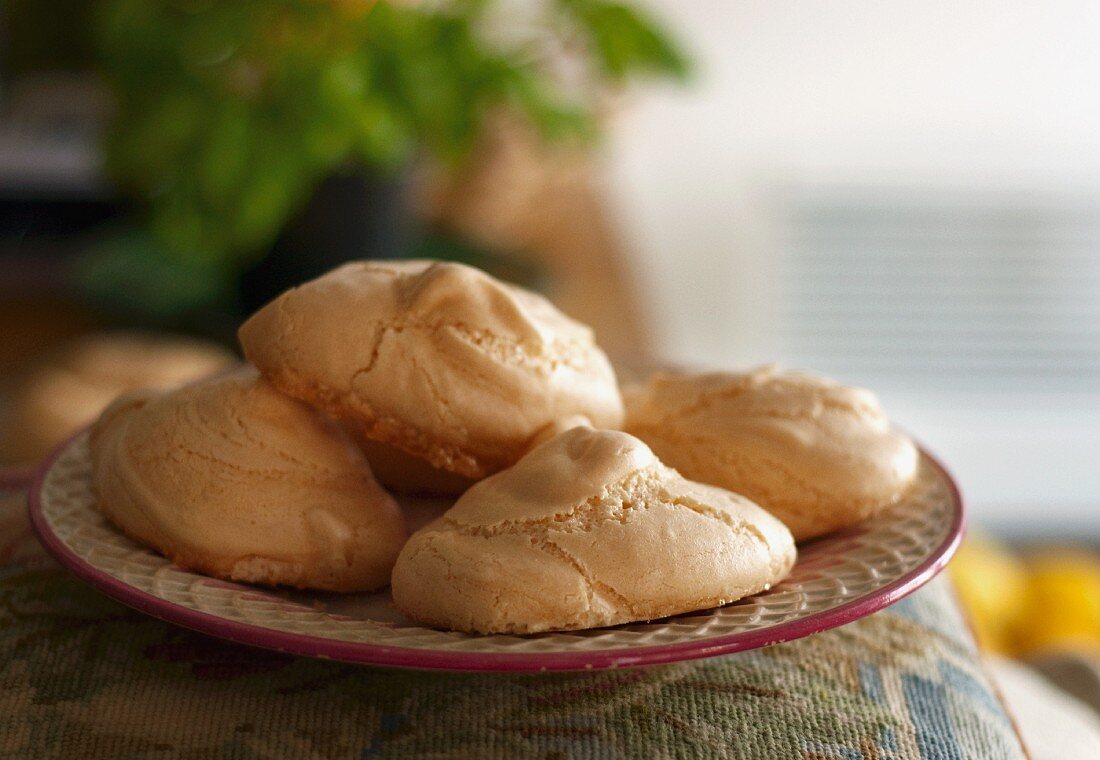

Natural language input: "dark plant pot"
[238,168,417,314]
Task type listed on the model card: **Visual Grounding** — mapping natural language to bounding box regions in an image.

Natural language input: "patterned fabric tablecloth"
[0,480,1025,759]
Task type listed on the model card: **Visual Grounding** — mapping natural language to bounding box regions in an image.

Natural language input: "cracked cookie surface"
[624,366,919,541]
[390,427,796,634]
[238,260,624,483]
[89,368,407,592]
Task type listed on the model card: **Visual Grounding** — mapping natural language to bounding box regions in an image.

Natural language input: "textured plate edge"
[27,429,966,673]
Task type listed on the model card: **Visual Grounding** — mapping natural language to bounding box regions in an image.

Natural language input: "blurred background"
[2,0,1100,713]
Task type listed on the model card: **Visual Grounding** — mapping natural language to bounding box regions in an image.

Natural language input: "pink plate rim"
[0,463,38,491]
[27,432,965,672]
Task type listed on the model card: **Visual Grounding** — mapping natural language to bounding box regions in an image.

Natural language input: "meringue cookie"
[0,332,234,464]
[89,368,407,592]
[624,366,919,541]
[238,260,623,481]
[391,427,795,633]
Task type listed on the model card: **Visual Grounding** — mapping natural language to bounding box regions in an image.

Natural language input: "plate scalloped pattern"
[31,431,963,671]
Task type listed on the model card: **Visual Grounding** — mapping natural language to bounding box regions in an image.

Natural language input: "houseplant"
[80,0,688,327]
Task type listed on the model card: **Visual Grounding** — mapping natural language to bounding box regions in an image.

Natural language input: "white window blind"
[777,190,1100,396]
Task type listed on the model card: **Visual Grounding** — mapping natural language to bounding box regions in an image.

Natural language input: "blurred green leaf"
[74,230,232,318]
[198,105,251,206]
[557,0,690,81]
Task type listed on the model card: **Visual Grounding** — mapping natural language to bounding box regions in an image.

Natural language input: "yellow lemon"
[1017,550,1100,656]
[949,534,1029,654]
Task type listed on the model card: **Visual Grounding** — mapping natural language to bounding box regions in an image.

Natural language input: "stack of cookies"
[88,260,919,634]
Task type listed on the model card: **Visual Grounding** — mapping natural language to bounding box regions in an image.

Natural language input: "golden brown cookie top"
[625,366,919,540]
[239,260,623,478]
[392,427,796,633]
[90,368,407,592]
